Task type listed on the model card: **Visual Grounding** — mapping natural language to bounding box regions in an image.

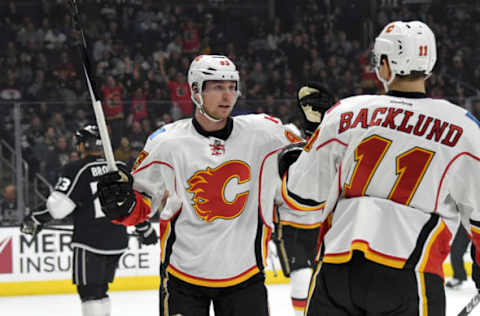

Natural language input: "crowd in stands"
[0,0,479,223]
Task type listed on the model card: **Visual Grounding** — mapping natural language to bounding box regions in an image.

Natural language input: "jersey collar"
[84,154,104,163]
[192,117,233,141]
[387,90,428,99]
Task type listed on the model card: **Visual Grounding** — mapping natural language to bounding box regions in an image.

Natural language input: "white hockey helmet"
[187,55,240,122]
[373,21,437,91]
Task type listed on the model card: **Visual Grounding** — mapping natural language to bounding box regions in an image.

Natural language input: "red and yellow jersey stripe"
[166,265,260,288]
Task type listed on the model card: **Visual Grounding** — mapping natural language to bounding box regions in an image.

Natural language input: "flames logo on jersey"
[187,160,251,222]
[132,150,149,171]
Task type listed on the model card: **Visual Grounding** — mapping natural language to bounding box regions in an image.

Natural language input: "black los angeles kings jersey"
[52,155,128,254]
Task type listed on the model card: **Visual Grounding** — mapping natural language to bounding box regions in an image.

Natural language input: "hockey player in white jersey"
[280,21,480,315]
[96,55,298,316]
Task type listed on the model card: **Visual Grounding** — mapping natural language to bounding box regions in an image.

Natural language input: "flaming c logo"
[187,161,251,222]
[133,150,149,171]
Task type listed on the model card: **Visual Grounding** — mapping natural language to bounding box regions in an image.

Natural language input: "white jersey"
[283,91,480,278]
[126,114,296,287]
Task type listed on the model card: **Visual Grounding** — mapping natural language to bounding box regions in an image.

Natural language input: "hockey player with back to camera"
[95,55,303,316]
[279,20,480,315]
[21,125,158,316]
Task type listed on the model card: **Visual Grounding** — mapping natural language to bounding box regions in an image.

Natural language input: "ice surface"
[0,280,477,315]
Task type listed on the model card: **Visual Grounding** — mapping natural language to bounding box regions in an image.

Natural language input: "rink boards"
[0,225,472,297]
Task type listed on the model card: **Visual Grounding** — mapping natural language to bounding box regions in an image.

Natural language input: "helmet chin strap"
[193,94,223,122]
[200,106,223,122]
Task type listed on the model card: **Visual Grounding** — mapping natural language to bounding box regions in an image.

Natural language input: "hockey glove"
[278,141,306,179]
[135,220,158,245]
[297,83,335,138]
[97,166,136,220]
[20,205,54,238]
[21,214,43,237]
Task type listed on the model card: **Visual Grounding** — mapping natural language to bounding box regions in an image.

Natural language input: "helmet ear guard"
[192,82,199,94]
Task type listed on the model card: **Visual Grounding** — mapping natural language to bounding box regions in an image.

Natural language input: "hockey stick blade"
[68,0,117,172]
[458,293,480,316]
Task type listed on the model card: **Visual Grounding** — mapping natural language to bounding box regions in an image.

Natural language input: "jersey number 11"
[344,135,434,205]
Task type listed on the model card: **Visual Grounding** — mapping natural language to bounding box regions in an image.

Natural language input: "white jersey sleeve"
[257,117,324,228]
[447,114,480,263]
[131,122,185,218]
[282,102,347,214]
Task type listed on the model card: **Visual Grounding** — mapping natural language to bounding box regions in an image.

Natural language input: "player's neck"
[388,78,426,94]
[81,151,103,159]
[194,110,228,132]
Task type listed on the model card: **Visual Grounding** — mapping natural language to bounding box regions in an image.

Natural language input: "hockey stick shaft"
[43,225,139,238]
[458,293,480,316]
[70,0,117,172]
[267,245,278,277]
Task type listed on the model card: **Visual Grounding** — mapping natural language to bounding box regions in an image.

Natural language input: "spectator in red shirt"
[358,48,381,94]
[159,56,193,117]
[101,75,125,149]
[182,18,200,53]
[54,52,76,80]
[127,87,148,127]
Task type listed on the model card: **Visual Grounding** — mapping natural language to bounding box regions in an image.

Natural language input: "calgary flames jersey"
[282,91,480,279]
[120,114,298,287]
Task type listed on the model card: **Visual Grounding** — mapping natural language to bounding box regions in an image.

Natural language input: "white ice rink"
[0,281,478,316]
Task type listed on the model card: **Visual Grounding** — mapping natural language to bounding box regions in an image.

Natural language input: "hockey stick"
[68,0,117,172]
[267,241,278,277]
[458,293,480,316]
[43,225,139,238]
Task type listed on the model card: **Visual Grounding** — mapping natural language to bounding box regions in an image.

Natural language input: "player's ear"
[380,56,392,81]
[192,83,199,94]
[192,83,202,103]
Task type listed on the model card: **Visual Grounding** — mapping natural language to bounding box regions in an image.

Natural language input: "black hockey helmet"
[74,124,103,150]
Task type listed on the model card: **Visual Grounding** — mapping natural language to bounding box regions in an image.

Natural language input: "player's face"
[201,80,237,120]
[76,143,86,157]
